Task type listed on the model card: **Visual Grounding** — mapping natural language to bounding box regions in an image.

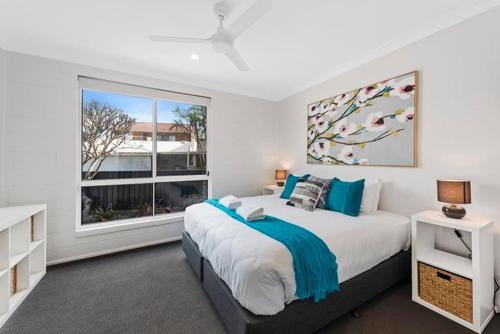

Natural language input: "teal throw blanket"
[206,199,339,302]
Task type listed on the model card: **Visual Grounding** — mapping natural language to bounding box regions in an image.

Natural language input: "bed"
[183,193,411,333]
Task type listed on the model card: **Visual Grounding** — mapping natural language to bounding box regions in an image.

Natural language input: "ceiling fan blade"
[227,0,272,38]
[150,35,210,44]
[224,47,250,72]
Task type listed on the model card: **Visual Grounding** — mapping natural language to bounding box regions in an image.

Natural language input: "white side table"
[262,185,284,196]
[411,210,494,333]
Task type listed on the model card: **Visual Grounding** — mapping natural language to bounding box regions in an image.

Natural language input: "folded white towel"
[236,205,265,221]
[247,214,265,221]
[219,195,242,210]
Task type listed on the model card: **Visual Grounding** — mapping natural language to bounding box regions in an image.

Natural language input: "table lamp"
[275,170,287,186]
[437,180,471,219]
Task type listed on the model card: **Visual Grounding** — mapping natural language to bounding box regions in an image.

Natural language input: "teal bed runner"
[206,199,339,302]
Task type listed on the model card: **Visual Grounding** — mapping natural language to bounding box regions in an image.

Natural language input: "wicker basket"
[418,262,472,323]
[9,265,17,296]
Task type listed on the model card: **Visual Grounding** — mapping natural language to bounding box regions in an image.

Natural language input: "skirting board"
[47,236,181,266]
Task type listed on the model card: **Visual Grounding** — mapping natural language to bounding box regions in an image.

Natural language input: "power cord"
[453,229,472,259]
[454,229,499,314]
[495,278,499,315]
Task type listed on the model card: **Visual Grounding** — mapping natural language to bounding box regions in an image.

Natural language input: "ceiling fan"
[150,0,272,72]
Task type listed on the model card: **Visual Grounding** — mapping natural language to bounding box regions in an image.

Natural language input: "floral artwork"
[307,71,417,166]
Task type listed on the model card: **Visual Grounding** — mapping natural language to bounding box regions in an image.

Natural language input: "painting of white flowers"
[307,71,417,167]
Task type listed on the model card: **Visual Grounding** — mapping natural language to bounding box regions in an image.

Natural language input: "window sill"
[75,213,184,238]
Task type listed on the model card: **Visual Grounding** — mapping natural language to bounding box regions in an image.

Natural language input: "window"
[81,90,153,180]
[79,78,210,226]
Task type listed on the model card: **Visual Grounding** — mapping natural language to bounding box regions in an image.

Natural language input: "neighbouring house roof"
[113,140,193,155]
[131,122,190,133]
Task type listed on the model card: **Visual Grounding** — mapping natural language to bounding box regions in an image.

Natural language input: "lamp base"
[277,181,285,187]
[442,204,466,219]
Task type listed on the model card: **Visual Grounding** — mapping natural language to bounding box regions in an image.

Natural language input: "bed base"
[182,231,411,333]
[182,232,204,281]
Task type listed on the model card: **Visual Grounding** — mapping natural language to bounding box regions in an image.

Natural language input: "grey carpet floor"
[1,242,498,334]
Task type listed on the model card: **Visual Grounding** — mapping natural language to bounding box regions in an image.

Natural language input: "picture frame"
[307,71,418,167]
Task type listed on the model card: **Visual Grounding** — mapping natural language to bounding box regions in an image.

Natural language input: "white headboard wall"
[277,6,500,305]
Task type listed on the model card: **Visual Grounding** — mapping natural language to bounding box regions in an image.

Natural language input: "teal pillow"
[280,174,310,199]
[325,178,365,217]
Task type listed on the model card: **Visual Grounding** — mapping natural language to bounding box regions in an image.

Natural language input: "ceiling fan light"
[150,0,272,71]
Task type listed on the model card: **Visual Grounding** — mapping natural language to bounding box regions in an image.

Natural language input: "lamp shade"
[437,180,471,204]
[275,169,287,181]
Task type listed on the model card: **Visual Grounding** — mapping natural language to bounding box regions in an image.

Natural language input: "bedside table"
[262,185,284,195]
[411,210,494,333]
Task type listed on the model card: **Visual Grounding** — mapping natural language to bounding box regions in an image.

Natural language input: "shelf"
[0,274,7,315]
[30,240,44,252]
[0,205,46,231]
[414,210,493,232]
[417,248,472,279]
[9,252,29,269]
[0,269,7,278]
[9,289,28,309]
[30,272,44,286]
[10,219,29,258]
[0,204,46,330]
[0,230,8,271]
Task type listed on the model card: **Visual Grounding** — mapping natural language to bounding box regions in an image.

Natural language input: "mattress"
[184,193,410,316]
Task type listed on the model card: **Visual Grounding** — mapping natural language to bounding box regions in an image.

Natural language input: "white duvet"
[184,194,410,315]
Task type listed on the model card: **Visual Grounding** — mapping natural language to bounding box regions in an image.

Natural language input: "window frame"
[76,77,212,235]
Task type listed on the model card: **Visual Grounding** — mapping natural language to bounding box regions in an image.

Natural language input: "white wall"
[3,51,277,263]
[277,7,500,305]
[0,47,6,207]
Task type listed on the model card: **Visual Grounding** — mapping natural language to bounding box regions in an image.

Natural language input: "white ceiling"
[0,0,498,101]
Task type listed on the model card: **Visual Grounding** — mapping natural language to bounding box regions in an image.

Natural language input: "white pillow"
[361,179,382,213]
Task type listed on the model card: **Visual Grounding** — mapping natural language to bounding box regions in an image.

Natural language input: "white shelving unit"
[411,210,494,333]
[0,204,46,329]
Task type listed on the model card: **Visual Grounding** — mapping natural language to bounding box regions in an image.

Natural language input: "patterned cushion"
[307,176,331,209]
[286,179,325,211]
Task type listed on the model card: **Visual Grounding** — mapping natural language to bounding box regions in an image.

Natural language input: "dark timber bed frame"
[183,231,410,334]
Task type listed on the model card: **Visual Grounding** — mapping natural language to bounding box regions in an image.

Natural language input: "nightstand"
[411,210,494,333]
[262,185,284,196]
